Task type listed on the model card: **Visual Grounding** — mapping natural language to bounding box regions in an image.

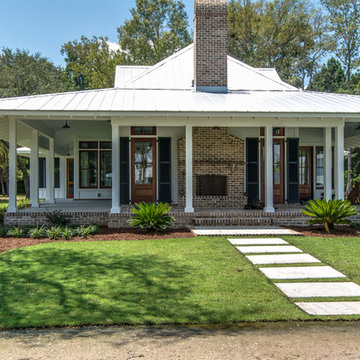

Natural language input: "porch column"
[185,124,194,213]
[111,123,121,214]
[324,127,332,200]
[45,138,55,203]
[74,136,79,199]
[264,125,274,212]
[8,117,17,212]
[30,129,39,207]
[334,125,345,200]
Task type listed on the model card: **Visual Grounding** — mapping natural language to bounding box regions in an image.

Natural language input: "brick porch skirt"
[3,208,328,228]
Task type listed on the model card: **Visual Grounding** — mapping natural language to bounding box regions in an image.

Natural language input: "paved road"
[1,322,360,360]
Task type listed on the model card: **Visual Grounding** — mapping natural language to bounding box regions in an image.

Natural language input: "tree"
[228,0,318,86]
[0,48,66,98]
[117,0,192,65]
[310,57,346,92]
[61,36,125,90]
[321,0,360,90]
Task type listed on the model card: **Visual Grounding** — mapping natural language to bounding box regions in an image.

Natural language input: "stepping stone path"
[228,237,360,316]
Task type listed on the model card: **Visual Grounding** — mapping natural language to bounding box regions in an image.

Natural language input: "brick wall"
[178,127,246,208]
[194,0,227,90]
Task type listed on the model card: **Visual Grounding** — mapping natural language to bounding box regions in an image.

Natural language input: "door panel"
[299,147,313,201]
[131,138,156,203]
[67,159,74,199]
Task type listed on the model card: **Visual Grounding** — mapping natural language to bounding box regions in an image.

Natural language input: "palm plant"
[302,199,358,233]
[128,202,175,231]
[29,226,46,239]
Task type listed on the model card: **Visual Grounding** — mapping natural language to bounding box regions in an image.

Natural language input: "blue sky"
[0,0,194,67]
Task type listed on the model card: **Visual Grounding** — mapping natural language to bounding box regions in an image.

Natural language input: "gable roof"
[115,44,296,91]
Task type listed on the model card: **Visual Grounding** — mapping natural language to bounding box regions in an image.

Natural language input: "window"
[39,158,46,188]
[260,127,285,136]
[299,149,310,185]
[131,126,156,135]
[79,141,112,188]
[316,147,324,189]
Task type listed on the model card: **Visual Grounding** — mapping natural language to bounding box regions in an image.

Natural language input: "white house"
[1,0,360,227]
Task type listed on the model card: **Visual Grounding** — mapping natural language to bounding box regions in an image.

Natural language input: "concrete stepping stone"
[229,238,288,245]
[237,245,302,254]
[259,266,346,280]
[192,228,302,236]
[296,301,360,315]
[276,282,360,298]
[246,254,321,265]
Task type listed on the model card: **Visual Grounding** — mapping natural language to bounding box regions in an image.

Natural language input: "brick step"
[192,217,272,226]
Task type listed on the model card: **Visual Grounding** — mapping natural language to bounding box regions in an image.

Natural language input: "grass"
[0,236,308,329]
[2,235,360,329]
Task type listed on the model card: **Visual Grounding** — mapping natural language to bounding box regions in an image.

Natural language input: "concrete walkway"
[192,227,302,236]
[229,237,360,316]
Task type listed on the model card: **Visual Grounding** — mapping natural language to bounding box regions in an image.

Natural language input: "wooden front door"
[299,147,313,201]
[131,138,156,203]
[67,159,74,198]
[260,139,285,204]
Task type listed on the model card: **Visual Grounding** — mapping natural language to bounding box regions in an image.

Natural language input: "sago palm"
[302,199,358,233]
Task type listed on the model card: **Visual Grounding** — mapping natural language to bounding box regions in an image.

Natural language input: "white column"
[74,136,79,199]
[46,138,55,203]
[30,129,39,207]
[8,117,17,212]
[324,127,332,200]
[335,125,344,200]
[264,125,274,212]
[111,123,121,213]
[185,124,194,213]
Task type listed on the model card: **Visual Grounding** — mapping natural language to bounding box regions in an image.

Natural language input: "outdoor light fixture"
[63,120,70,129]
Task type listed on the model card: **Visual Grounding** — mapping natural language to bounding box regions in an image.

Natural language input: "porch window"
[54,157,60,189]
[79,141,112,189]
[80,151,98,188]
[131,127,156,135]
[299,149,310,185]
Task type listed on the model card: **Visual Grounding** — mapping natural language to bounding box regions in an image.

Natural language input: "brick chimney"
[194,0,228,93]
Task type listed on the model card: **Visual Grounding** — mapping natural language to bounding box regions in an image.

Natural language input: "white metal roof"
[114,65,150,87]
[115,44,295,91]
[1,87,360,115]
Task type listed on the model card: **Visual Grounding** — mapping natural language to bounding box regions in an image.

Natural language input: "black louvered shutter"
[246,138,259,204]
[120,137,130,204]
[158,137,171,203]
[287,138,299,203]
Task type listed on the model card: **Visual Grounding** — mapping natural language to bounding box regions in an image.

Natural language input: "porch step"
[192,217,272,226]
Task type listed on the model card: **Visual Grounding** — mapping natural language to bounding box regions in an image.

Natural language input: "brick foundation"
[178,127,246,208]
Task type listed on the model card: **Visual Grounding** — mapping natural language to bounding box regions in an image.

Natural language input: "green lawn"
[0,237,308,329]
[2,235,360,329]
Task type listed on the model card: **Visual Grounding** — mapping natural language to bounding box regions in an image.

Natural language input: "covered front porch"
[2,114,351,223]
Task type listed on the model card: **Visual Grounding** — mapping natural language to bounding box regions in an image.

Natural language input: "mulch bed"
[289,225,360,237]
[0,228,194,254]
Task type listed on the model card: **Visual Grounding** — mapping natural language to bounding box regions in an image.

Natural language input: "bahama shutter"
[287,138,299,203]
[246,138,259,204]
[158,137,172,203]
[120,137,130,204]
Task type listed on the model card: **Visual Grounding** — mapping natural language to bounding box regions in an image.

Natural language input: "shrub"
[0,225,8,237]
[128,202,175,231]
[46,226,63,240]
[88,224,100,235]
[302,199,358,233]
[75,225,92,238]
[29,226,46,239]
[17,198,30,210]
[61,227,74,240]
[7,226,28,238]
[46,210,71,227]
